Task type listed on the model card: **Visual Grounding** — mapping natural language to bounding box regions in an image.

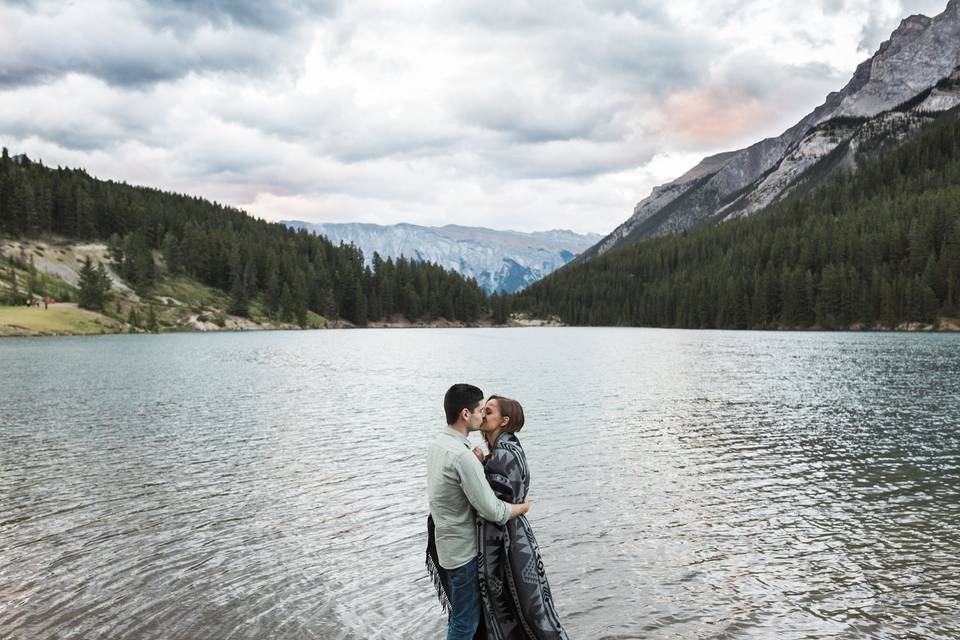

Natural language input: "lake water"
[1,328,959,639]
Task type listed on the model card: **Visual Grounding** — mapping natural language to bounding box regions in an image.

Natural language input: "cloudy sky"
[0,0,950,235]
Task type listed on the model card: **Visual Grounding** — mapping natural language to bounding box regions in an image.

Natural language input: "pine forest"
[0,150,486,326]
[516,106,960,330]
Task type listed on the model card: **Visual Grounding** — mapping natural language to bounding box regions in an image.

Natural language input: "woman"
[475,395,569,640]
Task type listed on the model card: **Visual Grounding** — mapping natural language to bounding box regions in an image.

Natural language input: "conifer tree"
[78,257,98,310]
[127,307,140,330]
[278,283,295,323]
[6,263,20,305]
[95,262,112,306]
[161,232,182,275]
[146,305,159,332]
[265,266,281,316]
[352,280,368,325]
[228,273,249,317]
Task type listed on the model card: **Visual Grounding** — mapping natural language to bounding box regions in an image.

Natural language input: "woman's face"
[481,399,504,433]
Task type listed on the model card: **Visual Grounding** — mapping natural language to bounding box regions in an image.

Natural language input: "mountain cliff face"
[584,0,960,260]
[282,221,600,294]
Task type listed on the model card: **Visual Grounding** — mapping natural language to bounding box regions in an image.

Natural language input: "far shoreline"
[0,304,564,338]
[2,310,958,339]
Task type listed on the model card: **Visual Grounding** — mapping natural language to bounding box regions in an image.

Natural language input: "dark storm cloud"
[0,0,339,88]
[3,0,945,235]
[145,0,341,32]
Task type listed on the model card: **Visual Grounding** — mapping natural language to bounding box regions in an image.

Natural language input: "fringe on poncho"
[476,433,569,640]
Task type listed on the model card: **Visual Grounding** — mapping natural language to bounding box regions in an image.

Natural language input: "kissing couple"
[426,383,569,640]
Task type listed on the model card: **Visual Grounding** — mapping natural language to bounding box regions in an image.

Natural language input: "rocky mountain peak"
[283,221,600,294]
[835,2,960,119]
[876,14,932,58]
[896,14,932,34]
[582,0,960,260]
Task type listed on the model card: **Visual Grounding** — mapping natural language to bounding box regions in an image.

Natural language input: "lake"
[1,328,959,639]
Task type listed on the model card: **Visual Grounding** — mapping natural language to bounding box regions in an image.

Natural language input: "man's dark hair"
[444,383,484,425]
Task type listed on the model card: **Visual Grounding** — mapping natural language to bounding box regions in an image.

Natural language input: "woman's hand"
[472,447,486,464]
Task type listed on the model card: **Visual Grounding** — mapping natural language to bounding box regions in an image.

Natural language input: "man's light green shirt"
[427,426,510,570]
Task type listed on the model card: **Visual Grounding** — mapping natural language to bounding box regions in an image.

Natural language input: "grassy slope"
[1,238,328,336]
[0,303,125,336]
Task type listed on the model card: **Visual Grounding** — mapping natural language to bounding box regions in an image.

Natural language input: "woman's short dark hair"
[445,383,484,425]
[488,395,525,433]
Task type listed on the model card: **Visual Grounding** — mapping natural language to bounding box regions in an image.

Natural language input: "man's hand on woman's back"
[509,497,530,519]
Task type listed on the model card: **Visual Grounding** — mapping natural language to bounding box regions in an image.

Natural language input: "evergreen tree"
[95,262,112,306]
[402,282,420,320]
[161,232,182,275]
[78,257,106,310]
[491,293,508,325]
[278,283,295,323]
[292,272,309,327]
[74,184,96,238]
[228,273,249,317]
[352,280,368,325]
[265,266,281,316]
[127,307,141,330]
[6,263,21,305]
[146,305,159,332]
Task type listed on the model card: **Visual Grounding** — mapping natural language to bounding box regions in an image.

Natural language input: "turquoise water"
[1,328,958,639]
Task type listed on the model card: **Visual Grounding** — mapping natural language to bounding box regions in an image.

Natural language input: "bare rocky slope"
[582,0,960,260]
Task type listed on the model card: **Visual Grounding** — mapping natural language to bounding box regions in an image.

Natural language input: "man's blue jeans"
[446,558,481,640]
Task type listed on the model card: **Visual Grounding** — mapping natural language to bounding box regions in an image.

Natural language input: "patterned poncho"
[476,433,569,640]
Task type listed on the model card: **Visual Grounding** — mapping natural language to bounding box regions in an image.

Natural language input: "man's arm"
[456,451,529,525]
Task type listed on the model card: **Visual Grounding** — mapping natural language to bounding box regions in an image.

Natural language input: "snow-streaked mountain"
[582,0,960,260]
[283,221,601,294]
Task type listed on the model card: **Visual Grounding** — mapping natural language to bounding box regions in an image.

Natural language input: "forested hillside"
[517,107,960,330]
[0,151,486,326]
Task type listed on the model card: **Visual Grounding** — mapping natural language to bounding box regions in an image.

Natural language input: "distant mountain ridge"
[582,0,960,260]
[282,221,600,294]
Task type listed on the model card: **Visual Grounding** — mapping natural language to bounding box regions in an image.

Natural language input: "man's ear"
[460,407,470,422]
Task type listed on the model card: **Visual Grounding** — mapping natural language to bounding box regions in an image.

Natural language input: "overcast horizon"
[0,0,951,236]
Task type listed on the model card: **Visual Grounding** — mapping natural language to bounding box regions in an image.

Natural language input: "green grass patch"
[0,303,121,336]
[151,276,230,308]
[306,310,328,329]
[247,297,273,323]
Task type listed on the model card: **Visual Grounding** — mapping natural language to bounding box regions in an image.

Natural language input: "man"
[427,383,530,640]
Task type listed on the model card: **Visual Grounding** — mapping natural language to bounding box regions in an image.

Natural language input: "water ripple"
[1,329,959,639]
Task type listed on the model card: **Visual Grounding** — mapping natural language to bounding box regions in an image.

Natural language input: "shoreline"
[0,304,563,337]
[2,313,957,338]
[4,238,957,338]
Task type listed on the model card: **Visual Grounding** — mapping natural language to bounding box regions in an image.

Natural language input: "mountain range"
[281,221,600,294]
[580,0,960,261]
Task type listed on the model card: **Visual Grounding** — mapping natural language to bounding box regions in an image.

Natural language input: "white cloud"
[0,0,952,235]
